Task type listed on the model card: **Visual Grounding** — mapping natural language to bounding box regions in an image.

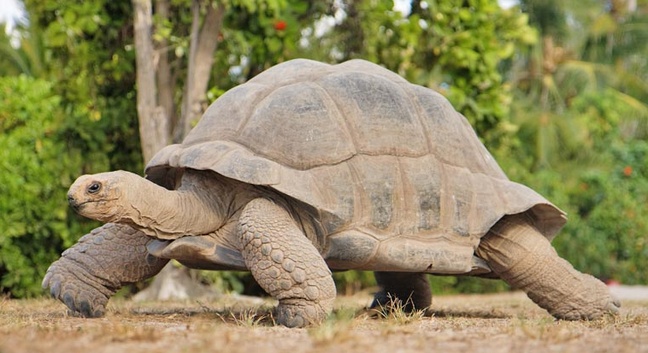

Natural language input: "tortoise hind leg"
[476,214,620,320]
[371,272,431,312]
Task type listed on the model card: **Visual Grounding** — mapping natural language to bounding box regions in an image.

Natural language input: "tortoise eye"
[88,182,102,194]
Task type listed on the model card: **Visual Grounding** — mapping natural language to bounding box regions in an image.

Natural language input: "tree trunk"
[132,0,169,163]
[155,0,176,135]
[174,0,225,142]
[132,263,217,302]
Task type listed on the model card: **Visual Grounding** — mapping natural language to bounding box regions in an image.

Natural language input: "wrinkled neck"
[119,172,232,239]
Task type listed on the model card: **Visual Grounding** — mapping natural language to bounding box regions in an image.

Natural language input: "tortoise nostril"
[67,195,77,206]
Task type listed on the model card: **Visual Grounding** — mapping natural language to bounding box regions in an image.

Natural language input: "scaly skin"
[238,198,336,327]
[371,272,431,312]
[476,213,621,320]
[42,223,168,317]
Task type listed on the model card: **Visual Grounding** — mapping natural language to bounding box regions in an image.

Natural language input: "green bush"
[0,75,100,297]
[556,141,648,283]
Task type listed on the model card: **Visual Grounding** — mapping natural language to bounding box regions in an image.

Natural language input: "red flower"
[274,20,287,31]
[623,165,633,177]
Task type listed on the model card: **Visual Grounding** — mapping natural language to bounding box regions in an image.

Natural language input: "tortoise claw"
[42,259,109,318]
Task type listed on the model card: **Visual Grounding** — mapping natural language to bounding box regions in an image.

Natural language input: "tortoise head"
[67,170,140,222]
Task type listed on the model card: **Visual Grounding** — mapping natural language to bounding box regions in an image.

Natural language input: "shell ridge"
[402,82,435,155]
[345,157,366,232]
[237,80,357,170]
[316,69,427,157]
[467,171,479,235]
[314,77,361,155]
[394,156,410,235]
[438,160,453,233]
[301,79,358,162]
[337,60,409,84]
[294,167,328,215]
[234,83,276,136]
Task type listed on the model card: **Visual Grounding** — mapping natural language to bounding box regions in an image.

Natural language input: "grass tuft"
[227,307,269,327]
[370,294,426,325]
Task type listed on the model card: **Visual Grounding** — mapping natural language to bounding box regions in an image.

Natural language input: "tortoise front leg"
[43,223,169,317]
[476,214,620,320]
[237,198,336,327]
[371,272,431,312]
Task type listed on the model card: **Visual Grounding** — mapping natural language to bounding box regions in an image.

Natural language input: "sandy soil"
[1,291,646,353]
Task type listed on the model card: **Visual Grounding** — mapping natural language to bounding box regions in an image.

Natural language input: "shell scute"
[238,82,355,170]
[317,71,428,157]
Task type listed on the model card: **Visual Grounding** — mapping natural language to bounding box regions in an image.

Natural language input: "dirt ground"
[1,290,647,353]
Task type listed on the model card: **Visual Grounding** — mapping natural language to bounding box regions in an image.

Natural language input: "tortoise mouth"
[67,196,90,213]
[69,202,85,213]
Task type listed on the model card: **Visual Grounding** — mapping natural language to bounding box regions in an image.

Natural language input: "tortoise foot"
[547,273,620,320]
[43,258,112,318]
[275,300,332,328]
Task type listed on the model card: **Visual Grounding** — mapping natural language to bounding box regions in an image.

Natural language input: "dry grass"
[1,291,647,353]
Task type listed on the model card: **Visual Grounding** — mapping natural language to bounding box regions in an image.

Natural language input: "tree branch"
[155,0,176,136]
[175,0,225,142]
[132,0,170,163]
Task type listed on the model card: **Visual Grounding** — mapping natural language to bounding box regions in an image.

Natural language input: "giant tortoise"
[44,59,619,327]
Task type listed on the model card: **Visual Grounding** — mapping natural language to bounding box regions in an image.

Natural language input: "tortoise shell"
[146,59,566,275]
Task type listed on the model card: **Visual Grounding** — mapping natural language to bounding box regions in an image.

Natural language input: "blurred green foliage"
[0,76,97,296]
[0,0,142,296]
[501,0,648,285]
[1,0,646,298]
